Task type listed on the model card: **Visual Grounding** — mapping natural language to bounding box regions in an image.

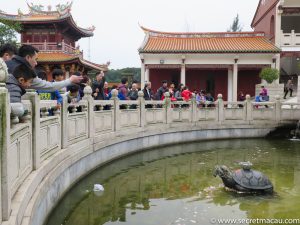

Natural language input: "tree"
[227,14,242,32]
[259,67,279,84]
[105,68,141,83]
[0,19,21,46]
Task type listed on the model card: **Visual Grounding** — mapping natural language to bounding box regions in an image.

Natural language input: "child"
[66,84,80,104]
[66,84,81,113]
[52,69,64,82]
[6,64,36,117]
[36,71,63,110]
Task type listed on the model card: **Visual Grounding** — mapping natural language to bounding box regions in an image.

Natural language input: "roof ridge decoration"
[26,1,72,16]
[140,25,266,38]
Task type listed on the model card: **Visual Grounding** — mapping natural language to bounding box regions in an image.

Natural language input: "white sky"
[1,0,260,69]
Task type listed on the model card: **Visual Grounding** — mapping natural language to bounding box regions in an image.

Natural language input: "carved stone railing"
[0,81,300,224]
[280,30,300,47]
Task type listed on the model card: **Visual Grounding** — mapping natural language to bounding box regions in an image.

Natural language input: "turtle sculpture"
[213,162,273,194]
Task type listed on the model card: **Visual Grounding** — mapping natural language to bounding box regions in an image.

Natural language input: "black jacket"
[143,88,153,100]
[6,74,26,103]
[92,77,106,100]
[6,55,34,74]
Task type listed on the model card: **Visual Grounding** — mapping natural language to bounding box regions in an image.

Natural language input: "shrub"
[259,67,279,84]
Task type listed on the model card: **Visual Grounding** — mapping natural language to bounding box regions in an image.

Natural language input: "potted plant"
[259,67,279,84]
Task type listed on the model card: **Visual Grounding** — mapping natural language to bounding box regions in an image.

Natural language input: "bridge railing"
[1,84,300,223]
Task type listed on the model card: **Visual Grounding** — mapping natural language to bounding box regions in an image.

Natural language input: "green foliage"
[227,14,242,32]
[259,67,279,83]
[0,19,21,46]
[105,67,141,83]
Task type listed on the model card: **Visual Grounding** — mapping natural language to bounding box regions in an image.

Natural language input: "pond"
[46,138,300,225]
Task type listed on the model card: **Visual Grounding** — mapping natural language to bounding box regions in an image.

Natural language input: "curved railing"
[0,85,300,225]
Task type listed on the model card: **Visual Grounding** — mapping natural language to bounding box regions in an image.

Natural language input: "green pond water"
[46,139,300,225]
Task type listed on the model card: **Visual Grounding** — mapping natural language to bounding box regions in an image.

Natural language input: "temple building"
[139,26,280,101]
[251,0,300,81]
[139,0,300,100]
[0,2,108,80]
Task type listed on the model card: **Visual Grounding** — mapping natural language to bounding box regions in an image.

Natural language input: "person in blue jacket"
[36,70,63,114]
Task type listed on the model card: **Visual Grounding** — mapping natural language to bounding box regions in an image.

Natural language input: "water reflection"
[46,139,300,225]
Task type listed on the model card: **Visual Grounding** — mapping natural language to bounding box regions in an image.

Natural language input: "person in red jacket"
[181,86,192,101]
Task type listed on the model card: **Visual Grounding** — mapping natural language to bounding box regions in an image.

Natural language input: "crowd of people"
[1,42,297,120]
[1,43,82,118]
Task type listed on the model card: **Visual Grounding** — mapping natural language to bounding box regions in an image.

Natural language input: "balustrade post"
[191,93,197,122]
[164,92,172,124]
[111,90,120,131]
[138,91,145,127]
[83,86,94,138]
[245,94,253,123]
[61,95,69,148]
[217,94,224,123]
[275,95,281,122]
[23,90,41,170]
[62,39,65,52]
[0,58,11,220]
[291,30,295,45]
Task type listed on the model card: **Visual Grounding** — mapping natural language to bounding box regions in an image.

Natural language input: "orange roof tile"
[37,52,108,71]
[37,52,78,62]
[139,27,280,54]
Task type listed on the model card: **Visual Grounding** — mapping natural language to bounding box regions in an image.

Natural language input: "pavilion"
[0,2,108,79]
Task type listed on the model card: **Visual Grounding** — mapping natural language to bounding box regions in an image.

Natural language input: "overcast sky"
[1,0,260,69]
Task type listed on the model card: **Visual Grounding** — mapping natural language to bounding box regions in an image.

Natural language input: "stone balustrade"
[281,30,300,47]
[0,81,300,225]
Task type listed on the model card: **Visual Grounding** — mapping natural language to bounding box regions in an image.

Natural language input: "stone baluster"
[23,90,41,170]
[61,95,69,148]
[40,107,49,118]
[69,105,77,113]
[164,92,172,124]
[217,94,224,123]
[83,86,94,138]
[53,106,60,116]
[111,89,120,131]
[275,95,281,122]
[191,93,197,122]
[138,91,145,127]
[10,114,19,125]
[21,108,32,123]
[0,58,11,220]
[245,94,252,123]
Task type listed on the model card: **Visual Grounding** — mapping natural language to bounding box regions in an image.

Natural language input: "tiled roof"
[37,52,108,71]
[0,3,94,38]
[139,27,280,54]
[37,52,78,62]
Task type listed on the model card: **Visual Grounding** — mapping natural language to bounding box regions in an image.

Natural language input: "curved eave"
[66,16,94,38]
[0,13,94,38]
[139,50,281,54]
[78,58,108,71]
